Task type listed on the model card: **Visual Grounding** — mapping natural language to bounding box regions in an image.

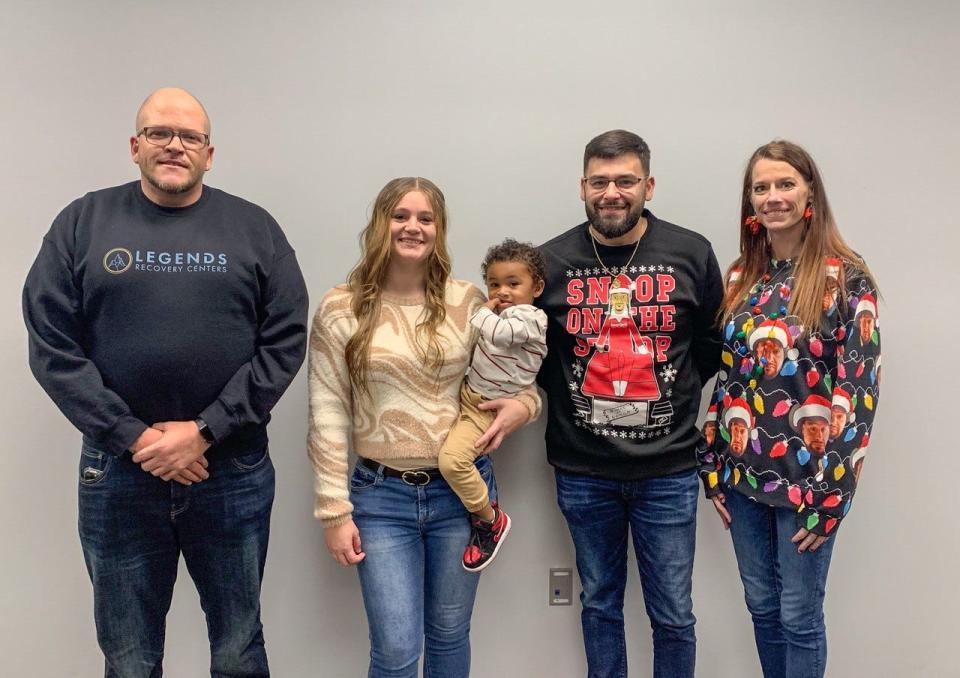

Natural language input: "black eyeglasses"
[584,175,647,192]
[137,127,210,150]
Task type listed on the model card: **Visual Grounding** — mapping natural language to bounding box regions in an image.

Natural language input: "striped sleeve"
[470,305,547,348]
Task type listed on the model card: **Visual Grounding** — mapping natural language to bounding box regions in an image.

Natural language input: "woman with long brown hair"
[308,177,538,677]
[698,141,881,678]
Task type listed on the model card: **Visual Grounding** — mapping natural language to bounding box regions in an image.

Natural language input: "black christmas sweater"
[696,256,881,537]
[23,181,309,459]
[536,211,724,480]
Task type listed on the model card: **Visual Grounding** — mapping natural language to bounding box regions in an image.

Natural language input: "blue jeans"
[351,455,496,678]
[724,487,835,678]
[555,467,698,678]
[78,439,274,678]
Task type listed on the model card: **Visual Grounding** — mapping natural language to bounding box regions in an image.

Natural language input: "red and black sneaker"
[462,504,512,572]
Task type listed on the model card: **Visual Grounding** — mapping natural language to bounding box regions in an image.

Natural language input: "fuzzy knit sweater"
[308,279,541,527]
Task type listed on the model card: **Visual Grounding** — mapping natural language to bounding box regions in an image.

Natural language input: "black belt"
[359,457,443,486]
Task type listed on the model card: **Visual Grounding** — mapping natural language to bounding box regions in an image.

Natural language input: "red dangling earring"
[745,215,762,235]
[803,205,813,220]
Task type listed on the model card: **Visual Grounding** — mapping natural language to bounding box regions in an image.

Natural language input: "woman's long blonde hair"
[721,140,878,332]
[345,177,452,397]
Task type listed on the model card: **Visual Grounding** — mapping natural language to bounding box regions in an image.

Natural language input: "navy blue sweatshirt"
[23,181,309,459]
[536,211,724,480]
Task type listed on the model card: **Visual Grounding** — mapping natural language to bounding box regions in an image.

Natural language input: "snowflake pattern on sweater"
[697,257,881,537]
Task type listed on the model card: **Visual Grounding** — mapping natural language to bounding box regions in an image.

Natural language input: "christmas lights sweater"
[23,181,309,460]
[697,256,881,537]
[536,211,724,480]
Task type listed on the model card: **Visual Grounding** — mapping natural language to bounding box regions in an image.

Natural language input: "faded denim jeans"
[724,487,836,678]
[351,454,497,678]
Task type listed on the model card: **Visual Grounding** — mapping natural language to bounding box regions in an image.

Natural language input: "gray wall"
[2,1,956,676]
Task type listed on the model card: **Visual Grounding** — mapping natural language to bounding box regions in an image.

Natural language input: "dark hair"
[481,238,546,284]
[583,129,651,173]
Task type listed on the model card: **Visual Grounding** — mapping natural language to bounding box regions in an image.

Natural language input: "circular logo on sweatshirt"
[103,248,132,274]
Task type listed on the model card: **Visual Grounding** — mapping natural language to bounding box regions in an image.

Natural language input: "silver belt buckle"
[401,470,431,486]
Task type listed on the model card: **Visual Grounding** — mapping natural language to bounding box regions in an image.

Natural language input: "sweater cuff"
[314,492,354,529]
[796,508,841,537]
[697,446,724,498]
[513,388,542,423]
[110,415,150,457]
[700,469,724,499]
[317,510,353,529]
[199,400,236,444]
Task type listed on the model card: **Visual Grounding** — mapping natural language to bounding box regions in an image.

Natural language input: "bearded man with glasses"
[22,87,308,677]
[535,129,724,678]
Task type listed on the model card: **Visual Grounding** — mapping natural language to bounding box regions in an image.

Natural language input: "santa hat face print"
[824,258,841,281]
[855,293,878,346]
[830,386,856,439]
[727,267,742,294]
[749,318,796,379]
[854,293,877,319]
[703,404,718,446]
[790,394,833,459]
[722,398,754,457]
[823,257,842,314]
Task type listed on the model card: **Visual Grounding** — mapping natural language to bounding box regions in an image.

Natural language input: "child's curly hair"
[480,238,546,284]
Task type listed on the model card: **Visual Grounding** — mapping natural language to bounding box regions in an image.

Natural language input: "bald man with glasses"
[23,88,308,677]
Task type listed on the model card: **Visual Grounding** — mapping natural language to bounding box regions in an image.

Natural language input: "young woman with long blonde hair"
[308,177,539,677]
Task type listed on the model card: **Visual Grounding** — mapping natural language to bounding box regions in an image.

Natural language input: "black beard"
[586,203,643,239]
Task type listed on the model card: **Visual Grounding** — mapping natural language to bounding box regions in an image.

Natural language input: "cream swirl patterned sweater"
[308,279,541,527]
